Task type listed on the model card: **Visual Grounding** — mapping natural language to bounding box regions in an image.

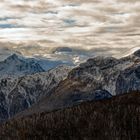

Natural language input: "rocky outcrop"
[116,64,140,95]
[68,54,140,96]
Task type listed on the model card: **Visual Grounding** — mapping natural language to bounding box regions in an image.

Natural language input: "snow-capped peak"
[0,54,45,78]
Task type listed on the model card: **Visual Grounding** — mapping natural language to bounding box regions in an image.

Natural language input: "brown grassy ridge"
[0,91,140,140]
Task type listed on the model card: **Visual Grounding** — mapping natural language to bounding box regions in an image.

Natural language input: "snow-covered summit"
[0,54,45,78]
[0,54,73,79]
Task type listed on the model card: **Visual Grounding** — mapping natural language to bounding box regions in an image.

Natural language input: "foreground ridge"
[0,91,140,140]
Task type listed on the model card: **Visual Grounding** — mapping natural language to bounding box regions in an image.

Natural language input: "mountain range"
[0,53,73,79]
[0,49,140,139]
[0,64,71,121]
[17,49,140,117]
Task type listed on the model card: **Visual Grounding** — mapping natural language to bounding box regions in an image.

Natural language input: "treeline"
[0,91,140,140]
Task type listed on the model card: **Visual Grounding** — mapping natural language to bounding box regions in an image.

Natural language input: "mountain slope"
[0,54,45,78]
[19,49,140,116]
[0,65,71,121]
[0,53,73,78]
[1,50,140,121]
[0,91,140,140]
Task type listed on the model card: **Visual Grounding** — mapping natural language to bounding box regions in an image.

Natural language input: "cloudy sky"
[0,0,140,63]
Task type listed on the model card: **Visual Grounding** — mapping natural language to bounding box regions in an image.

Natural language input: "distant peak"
[79,56,118,68]
[4,54,24,62]
[9,54,19,59]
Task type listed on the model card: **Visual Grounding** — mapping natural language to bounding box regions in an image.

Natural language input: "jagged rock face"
[116,65,140,95]
[0,66,71,121]
[67,53,140,96]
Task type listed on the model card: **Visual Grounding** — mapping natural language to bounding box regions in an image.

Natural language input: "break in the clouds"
[0,0,140,63]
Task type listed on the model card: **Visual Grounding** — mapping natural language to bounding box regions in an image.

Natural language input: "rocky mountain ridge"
[1,49,140,121]
[0,65,71,121]
[19,49,140,116]
[0,53,73,79]
[0,54,45,78]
